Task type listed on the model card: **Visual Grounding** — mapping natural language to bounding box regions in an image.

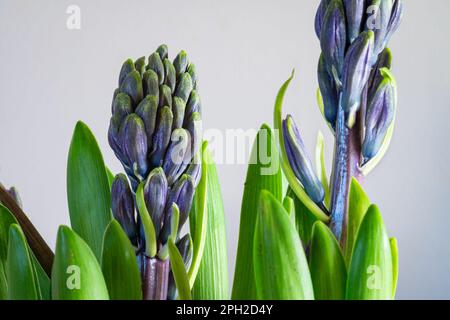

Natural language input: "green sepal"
[67,121,112,261]
[232,124,282,300]
[253,190,314,300]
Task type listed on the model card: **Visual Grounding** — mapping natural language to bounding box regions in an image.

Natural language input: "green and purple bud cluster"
[108,45,202,298]
[316,0,402,159]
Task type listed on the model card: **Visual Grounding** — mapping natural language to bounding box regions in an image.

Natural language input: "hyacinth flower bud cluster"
[315,0,402,240]
[108,45,202,299]
[282,1,402,242]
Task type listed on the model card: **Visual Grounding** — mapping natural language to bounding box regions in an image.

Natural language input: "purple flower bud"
[159,84,173,108]
[366,0,393,56]
[111,174,138,244]
[163,129,190,186]
[112,93,132,119]
[173,51,188,78]
[143,69,159,98]
[315,0,332,39]
[172,96,186,130]
[176,234,192,266]
[341,30,374,127]
[143,168,168,237]
[362,72,396,162]
[186,152,202,187]
[344,0,366,43]
[7,186,22,208]
[108,114,123,159]
[160,175,195,243]
[118,59,135,86]
[175,72,193,102]
[382,0,404,49]
[367,48,392,103]
[147,52,164,84]
[320,0,347,80]
[149,106,173,167]
[318,54,339,129]
[120,114,149,178]
[184,112,202,163]
[283,115,325,204]
[187,64,198,89]
[163,59,176,92]
[184,90,201,126]
[156,44,168,60]
[135,95,158,145]
[134,56,146,76]
[120,70,143,106]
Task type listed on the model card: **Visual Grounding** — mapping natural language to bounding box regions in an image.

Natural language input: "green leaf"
[67,121,112,261]
[7,224,40,300]
[390,237,398,299]
[345,178,371,264]
[273,71,329,222]
[52,225,109,300]
[309,221,347,300]
[287,187,318,246]
[346,205,393,300]
[253,190,314,300]
[187,143,208,288]
[316,89,334,132]
[232,124,282,300]
[101,220,142,300]
[190,146,229,299]
[136,182,157,257]
[168,237,192,300]
[0,204,50,299]
[315,131,330,208]
[0,261,7,300]
[30,251,51,300]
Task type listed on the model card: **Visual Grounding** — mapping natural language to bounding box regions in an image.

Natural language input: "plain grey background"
[0,0,449,299]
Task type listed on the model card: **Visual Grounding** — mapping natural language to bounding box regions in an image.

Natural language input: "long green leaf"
[52,225,109,300]
[309,221,347,300]
[345,178,371,264]
[67,121,112,261]
[346,205,393,300]
[254,190,314,300]
[232,124,282,300]
[7,224,40,300]
[106,167,115,189]
[0,204,50,299]
[273,71,329,222]
[168,237,192,300]
[101,220,142,300]
[190,147,229,299]
[390,237,398,299]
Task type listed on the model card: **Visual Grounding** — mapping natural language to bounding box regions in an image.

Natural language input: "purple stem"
[141,254,170,300]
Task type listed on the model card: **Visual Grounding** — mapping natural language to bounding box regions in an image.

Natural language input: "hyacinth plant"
[0,45,229,300]
[233,0,403,300]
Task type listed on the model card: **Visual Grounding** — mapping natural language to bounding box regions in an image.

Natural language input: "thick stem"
[141,254,170,300]
[329,105,363,246]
